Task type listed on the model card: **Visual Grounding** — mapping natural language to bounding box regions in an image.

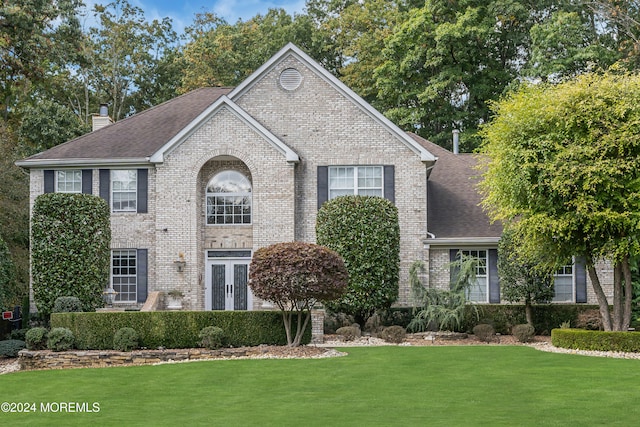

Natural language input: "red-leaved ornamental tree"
[249,242,348,347]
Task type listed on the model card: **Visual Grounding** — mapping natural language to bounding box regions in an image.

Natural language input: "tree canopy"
[479,72,640,331]
[249,241,348,346]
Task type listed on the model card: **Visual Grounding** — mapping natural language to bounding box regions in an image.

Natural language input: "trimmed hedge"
[51,311,311,350]
[551,329,640,353]
[376,304,602,335]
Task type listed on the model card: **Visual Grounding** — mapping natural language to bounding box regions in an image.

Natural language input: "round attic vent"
[279,68,302,91]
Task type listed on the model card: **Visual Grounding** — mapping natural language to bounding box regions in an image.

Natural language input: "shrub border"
[552,328,640,352]
[51,311,310,350]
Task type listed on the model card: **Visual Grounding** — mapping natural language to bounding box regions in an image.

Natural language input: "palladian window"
[206,170,252,225]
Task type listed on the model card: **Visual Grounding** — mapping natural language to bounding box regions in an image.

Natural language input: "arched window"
[206,170,252,225]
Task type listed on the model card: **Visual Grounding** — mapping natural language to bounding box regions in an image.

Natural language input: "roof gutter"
[15,157,152,169]
[424,237,500,249]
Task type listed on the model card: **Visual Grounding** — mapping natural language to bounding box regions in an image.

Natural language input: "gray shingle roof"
[408,133,502,240]
[20,87,232,163]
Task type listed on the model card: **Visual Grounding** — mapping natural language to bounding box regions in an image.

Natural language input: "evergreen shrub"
[552,329,640,352]
[473,324,495,342]
[25,327,48,350]
[53,296,83,313]
[199,326,226,349]
[512,324,535,342]
[336,325,361,341]
[47,327,74,351]
[0,339,25,357]
[50,311,310,350]
[113,327,139,351]
[379,325,406,343]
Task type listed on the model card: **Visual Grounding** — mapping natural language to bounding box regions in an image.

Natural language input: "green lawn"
[2,346,639,426]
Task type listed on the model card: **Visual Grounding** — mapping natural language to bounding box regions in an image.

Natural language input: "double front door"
[205,251,252,310]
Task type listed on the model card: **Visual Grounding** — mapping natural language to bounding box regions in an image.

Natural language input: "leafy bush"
[336,325,361,341]
[199,326,226,349]
[379,325,406,344]
[473,324,495,343]
[0,339,25,357]
[324,311,355,334]
[0,234,17,310]
[317,195,400,327]
[47,327,74,351]
[552,329,640,352]
[25,327,48,350]
[113,327,139,351]
[51,311,311,350]
[53,296,83,313]
[512,324,535,343]
[10,328,27,341]
[250,242,348,346]
[576,309,603,330]
[31,193,111,317]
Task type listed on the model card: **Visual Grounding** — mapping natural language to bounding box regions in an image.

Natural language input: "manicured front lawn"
[2,346,639,426]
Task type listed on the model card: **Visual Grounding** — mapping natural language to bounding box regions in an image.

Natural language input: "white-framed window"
[460,249,488,303]
[112,250,137,302]
[329,166,383,199]
[111,170,137,212]
[206,170,252,225]
[56,170,82,193]
[553,263,574,302]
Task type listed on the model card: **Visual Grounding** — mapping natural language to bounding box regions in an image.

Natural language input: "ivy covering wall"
[31,193,111,316]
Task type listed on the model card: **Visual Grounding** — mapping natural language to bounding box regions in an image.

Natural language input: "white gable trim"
[229,43,437,164]
[149,95,299,164]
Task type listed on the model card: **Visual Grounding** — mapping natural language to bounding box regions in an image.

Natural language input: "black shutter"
[99,169,110,205]
[136,249,148,304]
[44,170,55,193]
[489,249,500,303]
[317,166,328,210]
[137,169,148,213]
[81,169,93,194]
[384,165,395,204]
[449,249,460,289]
[575,257,587,303]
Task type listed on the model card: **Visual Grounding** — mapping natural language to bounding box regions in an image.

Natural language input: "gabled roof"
[16,87,233,167]
[230,43,437,164]
[150,95,299,163]
[408,133,502,245]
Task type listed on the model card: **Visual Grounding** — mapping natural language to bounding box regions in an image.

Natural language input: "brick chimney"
[92,103,113,131]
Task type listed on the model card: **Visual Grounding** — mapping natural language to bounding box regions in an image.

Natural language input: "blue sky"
[80,1,307,35]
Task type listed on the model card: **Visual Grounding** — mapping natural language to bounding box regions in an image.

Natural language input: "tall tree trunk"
[622,255,633,330]
[525,302,533,326]
[613,263,622,331]
[587,264,613,331]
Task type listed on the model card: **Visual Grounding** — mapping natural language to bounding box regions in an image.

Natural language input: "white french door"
[205,251,252,310]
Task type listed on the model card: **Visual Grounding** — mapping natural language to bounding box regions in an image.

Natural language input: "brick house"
[17,43,609,311]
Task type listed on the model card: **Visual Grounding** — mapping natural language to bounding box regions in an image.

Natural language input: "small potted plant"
[166,289,184,310]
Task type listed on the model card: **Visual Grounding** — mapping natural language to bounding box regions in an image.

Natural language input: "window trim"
[205,170,252,226]
[54,169,83,193]
[328,165,384,199]
[459,249,489,303]
[111,249,137,303]
[111,169,138,213]
[553,261,576,303]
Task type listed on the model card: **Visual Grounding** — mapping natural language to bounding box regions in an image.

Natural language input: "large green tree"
[316,196,400,327]
[479,72,640,331]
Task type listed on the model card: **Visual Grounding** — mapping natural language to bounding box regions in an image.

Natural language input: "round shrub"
[53,296,83,313]
[0,339,26,358]
[473,323,495,343]
[25,327,49,350]
[336,325,361,341]
[512,323,535,343]
[47,327,74,351]
[199,326,226,350]
[113,327,139,351]
[379,325,406,344]
[10,328,27,341]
